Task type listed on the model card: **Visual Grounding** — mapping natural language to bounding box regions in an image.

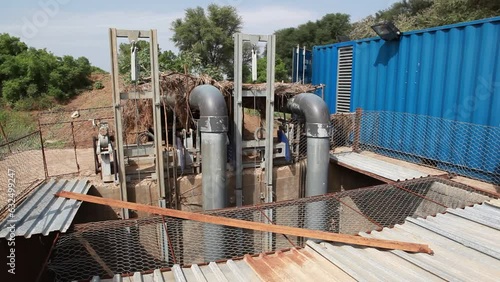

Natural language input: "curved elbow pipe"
[189,84,228,213]
[287,93,330,138]
[190,85,228,133]
[287,93,330,196]
[288,93,330,233]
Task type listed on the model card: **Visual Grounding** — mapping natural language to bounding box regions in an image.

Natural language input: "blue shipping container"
[312,17,500,183]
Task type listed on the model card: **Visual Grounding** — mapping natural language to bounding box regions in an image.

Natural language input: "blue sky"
[1,0,398,70]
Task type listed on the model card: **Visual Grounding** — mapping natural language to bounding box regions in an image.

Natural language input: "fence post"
[0,122,11,153]
[70,122,80,173]
[353,108,362,152]
[38,119,49,179]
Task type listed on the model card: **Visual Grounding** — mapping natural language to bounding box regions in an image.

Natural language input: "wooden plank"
[55,191,433,254]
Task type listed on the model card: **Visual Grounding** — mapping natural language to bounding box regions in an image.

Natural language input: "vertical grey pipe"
[189,85,228,262]
[287,93,330,233]
[189,85,228,210]
[287,93,330,195]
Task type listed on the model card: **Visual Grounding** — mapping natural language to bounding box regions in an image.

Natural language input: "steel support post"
[233,33,277,252]
[150,30,166,199]
[109,28,166,219]
[109,28,129,219]
[264,35,276,252]
[233,33,244,208]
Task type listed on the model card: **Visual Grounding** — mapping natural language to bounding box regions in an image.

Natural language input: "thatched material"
[126,72,318,132]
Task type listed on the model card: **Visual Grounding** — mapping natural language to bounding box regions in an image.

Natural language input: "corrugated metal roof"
[331,152,429,181]
[311,199,500,281]
[98,200,500,282]
[0,178,92,238]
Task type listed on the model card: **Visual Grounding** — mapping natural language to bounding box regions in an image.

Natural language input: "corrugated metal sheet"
[0,178,92,238]
[331,152,429,181]
[99,247,356,282]
[99,200,500,282]
[311,199,500,281]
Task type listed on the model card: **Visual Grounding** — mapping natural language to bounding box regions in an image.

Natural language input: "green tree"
[117,40,151,80]
[159,50,182,73]
[0,33,94,107]
[415,0,500,27]
[0,47,58,101]
[376,0,433,21]
[171,4,242,77]
[0,33,28,75]
[275,13,351,79]
[315,14,351,45]
[351,0,500,40]
[169,50,224,80]
[49,56,92,100]
[255,57,288,83]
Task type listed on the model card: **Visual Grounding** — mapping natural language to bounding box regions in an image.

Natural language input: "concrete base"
[178,163,302,213]
[92,160,385,217]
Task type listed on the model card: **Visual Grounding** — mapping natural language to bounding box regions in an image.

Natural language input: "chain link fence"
[291,112,357,161]
[38,106,114,177]
[48,177,492,281]
[324,110,500,185]
[0,131,46,210]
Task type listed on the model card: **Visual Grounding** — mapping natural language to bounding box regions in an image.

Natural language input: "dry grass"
[135,72,317,129]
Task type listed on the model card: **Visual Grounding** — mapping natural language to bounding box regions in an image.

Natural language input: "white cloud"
[240,5,318,34]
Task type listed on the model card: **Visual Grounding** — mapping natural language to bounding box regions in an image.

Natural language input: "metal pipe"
[287,93,329,194]
[189,85,228,210]
[287,93,330,233]
[287,93,330,195]
[190,85,228,262]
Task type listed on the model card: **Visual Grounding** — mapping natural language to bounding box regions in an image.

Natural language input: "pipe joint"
[198,116,229,133]
[306,123,329,138]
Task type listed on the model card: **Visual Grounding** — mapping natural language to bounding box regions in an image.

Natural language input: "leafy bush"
[93,80,104,90]
[0,110,36,140]
[91,66,108,74]
[0,33,94,104]
[350,0,500,40]
[14,95,55,111]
